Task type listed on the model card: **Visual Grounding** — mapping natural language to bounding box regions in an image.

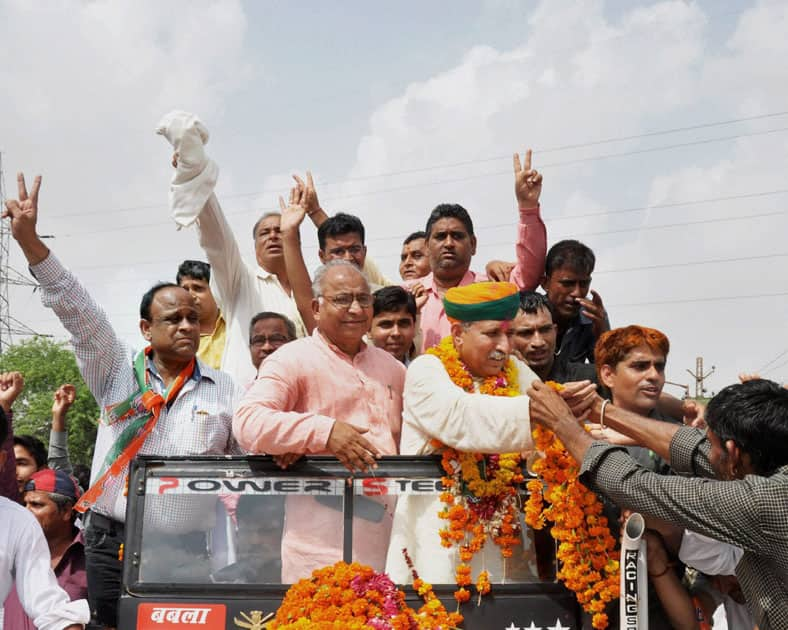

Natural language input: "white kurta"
[158,110,394,384]
[385,354,540,584]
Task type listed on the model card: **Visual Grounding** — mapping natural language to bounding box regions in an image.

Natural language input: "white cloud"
[4,0,787,390]
[2,0,250,348]
[337,0,787,390]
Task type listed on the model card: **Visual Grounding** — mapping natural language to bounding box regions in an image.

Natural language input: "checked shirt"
[580,426,788,629]
[32,253,242,531]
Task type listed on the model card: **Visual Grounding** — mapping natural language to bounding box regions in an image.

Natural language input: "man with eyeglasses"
[248,311,297,372]
[4,173,242,630]
[234,259,406,583]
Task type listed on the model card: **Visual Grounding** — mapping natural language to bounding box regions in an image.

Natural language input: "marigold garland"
[523,381,620,629]
[269,560,462,629]
[426,336,524,605]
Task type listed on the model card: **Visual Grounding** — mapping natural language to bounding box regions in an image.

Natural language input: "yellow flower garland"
[524,381,620,629]
[427,336,524,605]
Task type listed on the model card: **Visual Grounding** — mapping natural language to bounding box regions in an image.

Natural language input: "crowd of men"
[0,110,785,630]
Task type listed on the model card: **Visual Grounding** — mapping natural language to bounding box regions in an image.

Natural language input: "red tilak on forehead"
[500,320,511,332]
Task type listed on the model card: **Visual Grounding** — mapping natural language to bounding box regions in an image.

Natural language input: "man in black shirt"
[540,240,609,374]
[512,291,598,384]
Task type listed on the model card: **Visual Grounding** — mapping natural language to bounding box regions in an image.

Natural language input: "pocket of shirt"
[191,407,220,424]
[187,407,231,453]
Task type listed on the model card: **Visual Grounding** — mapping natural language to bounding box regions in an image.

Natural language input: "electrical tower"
[686,356,715,399]
[0,153,41,353]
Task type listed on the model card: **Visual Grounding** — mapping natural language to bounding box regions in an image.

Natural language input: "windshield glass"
[130,458,554,587]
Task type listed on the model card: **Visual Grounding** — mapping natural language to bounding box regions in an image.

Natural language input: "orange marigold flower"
[454,587,471,603]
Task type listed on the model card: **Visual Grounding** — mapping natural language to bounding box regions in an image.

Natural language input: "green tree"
[0,336,98,466]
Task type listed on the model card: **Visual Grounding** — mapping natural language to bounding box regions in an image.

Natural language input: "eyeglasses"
[250,334,289,347]
[322,293,373,309]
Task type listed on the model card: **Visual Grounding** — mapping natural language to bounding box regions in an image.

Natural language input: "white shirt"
[192,193,307,384]
[158,110,391,384]
[385,354,539,584]
[0,497,89,630]
[679,530,755,629]
[679,529,743,576]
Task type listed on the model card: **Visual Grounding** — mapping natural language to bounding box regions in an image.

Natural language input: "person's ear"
[318,250,327,264]
[599,364,616,389]
[726,439,742,478]
[450,321,464,350]
[0,450,6,473]
[140,319,152,342]
[311,298,321,323]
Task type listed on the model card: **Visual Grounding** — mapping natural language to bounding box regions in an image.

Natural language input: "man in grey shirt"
[527,378,788,629]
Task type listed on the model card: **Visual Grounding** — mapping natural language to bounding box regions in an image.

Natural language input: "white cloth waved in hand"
[156,110,219,228]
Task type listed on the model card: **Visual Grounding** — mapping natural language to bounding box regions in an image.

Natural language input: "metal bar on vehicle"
[343,479,353,563]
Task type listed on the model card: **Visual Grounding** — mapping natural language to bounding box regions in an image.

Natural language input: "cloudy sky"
[2,0,787,394]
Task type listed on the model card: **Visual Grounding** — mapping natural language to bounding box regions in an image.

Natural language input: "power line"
[327,188,788,248]
[575,253,788,275]
[43,112,788,224]
[59,208,788,274]
[66,252,788,289]
[757,348,788,373]
[71,125,788,230]
[447,210,788,252]
[611,291,788,309]
[763,355,788,377]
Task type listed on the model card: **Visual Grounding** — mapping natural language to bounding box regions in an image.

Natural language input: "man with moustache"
[511,291,598,384]
[384,282,591,585]
[414,151,547,351]
[3,469,88,630]
[157,111,307,384]
[399,231,430,281]
[176,260,226,370]
[158,111,389,382]
[4,173,241,630]
[540,240,609,375]
[234,260,406,583]
[248,312,297,372]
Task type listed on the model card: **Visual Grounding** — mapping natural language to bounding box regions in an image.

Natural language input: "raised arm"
[510,149,547,290]
[295,170,329,228]
[194,194,252,314]
[48,384,76,473]
[527,381,695,467]
[3,174,129,402]
[280,181,317,333]
[157,111,252,315]
[525,382,770,552]
[0,372,24,502]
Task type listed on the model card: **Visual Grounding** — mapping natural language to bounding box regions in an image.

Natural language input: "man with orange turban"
[385,282,590,586]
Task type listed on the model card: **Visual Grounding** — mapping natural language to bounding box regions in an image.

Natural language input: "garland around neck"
[426,335,524,605]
